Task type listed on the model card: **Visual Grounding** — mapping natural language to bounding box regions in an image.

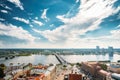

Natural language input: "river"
[0,54,120,66]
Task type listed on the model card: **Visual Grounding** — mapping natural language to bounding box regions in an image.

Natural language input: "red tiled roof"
[69,74,82,80]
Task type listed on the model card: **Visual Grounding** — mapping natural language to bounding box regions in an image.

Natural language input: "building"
[4,64,56,80]
[111,73,120,80]
[81,62,111,80]
[109,63,120,74]
[64,74,82,80]
[108,46,114,62]
[108,46,114,57]
[96,46,100,54]
[43,65,56,80]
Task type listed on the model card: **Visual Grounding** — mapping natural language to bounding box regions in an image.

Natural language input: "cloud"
[8,0,24,10]
[63,28,120,48]
[13,17,29,24]
[33,0,119,47]
[35,17,38,20]
[76,0,79,3]
[0,18,5,21]
[33,20,43,26]
[30,24,33,28]
[0,23,35,42]
[110,29,120,39]
[116,24,120,28]
[0,4,12,10]
[1,10,8,13]
[41,8,49,22]
[50,24,55,28]
[33,28,60,42]
[5,5,12,10]
[90,29,120,47]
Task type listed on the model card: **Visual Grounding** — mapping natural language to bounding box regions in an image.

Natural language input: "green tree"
[99,63,107,70]
[0,64,6,79]
[76,63,81,67]
[49,63,53,66]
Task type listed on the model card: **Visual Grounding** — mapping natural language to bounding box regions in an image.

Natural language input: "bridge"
[54,53,69,65]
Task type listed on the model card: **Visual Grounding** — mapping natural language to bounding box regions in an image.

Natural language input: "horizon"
[0,0,120,48]
[0,47,120,49]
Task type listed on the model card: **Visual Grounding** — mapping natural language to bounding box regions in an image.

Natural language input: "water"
[0,54,120,66]
[61,54,120,63]
[0,55,59,66]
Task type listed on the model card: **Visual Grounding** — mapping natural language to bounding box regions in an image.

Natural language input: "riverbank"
[1,54,120,66]
[17,53,32,56]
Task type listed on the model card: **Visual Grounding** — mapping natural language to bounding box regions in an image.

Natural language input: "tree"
[99,63,107,70]
[76,63,81,67]
[28,63,32,67]
[0,67,5,78]
[0,63,6,70]
[49,63,53,66]
[0,63,6,78]
[38,63,42,66]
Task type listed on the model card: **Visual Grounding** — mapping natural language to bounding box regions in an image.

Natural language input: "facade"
[111,73,120,80]
[109,63,120,74]
[81,62,111,80]
[4,64,56,80]
[108,46,114,57]
[96,46,100,54]
[43,65,56,80]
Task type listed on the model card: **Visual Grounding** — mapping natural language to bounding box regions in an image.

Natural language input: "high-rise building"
[108,46,114,57]
[101,48,105,54]
[96,46,100,54]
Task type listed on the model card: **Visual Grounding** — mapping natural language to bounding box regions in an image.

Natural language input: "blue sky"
[0,0,120,48]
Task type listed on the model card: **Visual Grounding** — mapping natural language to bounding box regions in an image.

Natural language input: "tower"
[96,46,100,54]
[108,46,114,57]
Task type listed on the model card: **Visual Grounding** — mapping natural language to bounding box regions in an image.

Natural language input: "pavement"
[54,64,76,80]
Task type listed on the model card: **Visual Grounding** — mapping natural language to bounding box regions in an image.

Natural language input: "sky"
[0,0,120,48]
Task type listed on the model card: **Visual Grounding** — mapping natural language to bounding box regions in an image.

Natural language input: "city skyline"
[0,0,120,48]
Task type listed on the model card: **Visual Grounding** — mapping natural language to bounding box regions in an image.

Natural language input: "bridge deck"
[54,53,69,64]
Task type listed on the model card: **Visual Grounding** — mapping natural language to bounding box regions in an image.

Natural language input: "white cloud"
[0,18,5,21]
[41,8,49,22]
[1,10,8,13]
[116,24,120,28]
[20,28,120,48]
[0,23,35,42]
[110,29,120,39]
[33,28,62,42]
[34,0,120,48]
[64,29,120,48]
[0,4,12,10]
[13,17,29,24]
[50,24,55,28]
[30,24,33,28]
[91,29,120,47]
[33,20,43,26]
[8,0,24,10]
[35,17,38,20]
[5,6,12,10]
[76,0,79,3]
